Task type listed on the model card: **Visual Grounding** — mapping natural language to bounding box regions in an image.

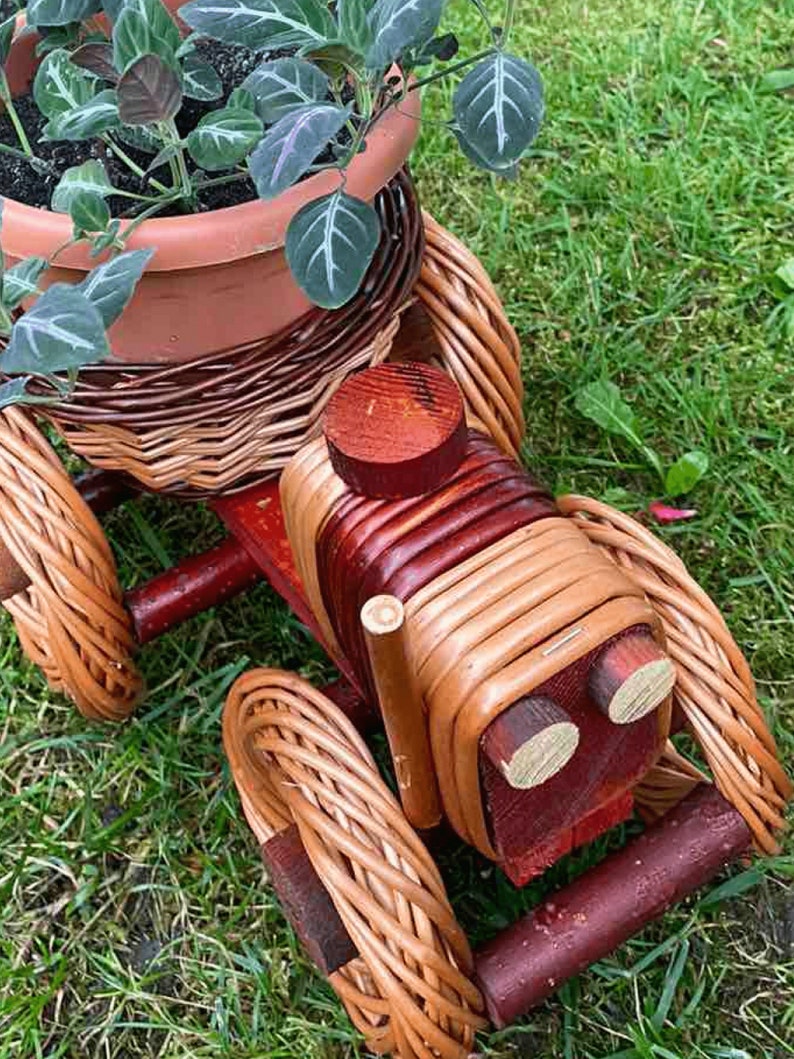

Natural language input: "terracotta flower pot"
[0,9,421,364]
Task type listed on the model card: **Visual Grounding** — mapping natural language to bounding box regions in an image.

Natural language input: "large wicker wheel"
[558,495,792,853]
[416,214,525,459]
[0,408,143,721]
[224,668,486,1059]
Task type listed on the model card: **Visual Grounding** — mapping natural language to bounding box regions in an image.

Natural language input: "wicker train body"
[0,198,790,1059]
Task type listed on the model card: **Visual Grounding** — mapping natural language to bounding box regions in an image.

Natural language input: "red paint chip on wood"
[324,362,467,498]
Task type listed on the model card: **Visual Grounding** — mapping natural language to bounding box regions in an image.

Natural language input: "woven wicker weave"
[33,172,424,499]
[0,407,143,720]
[558,495,792,853]
[224,668,486,1059]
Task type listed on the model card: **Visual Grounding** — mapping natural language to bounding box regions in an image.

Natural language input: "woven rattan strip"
[34,171,424,499]
[223,668,486,1059]
[558,494,793,853]
[0,407,143,721]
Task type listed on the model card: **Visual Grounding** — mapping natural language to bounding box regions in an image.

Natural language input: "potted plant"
[0,0,543,399]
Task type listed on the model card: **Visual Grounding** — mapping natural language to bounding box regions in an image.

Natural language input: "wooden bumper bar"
[474,784,751,1026]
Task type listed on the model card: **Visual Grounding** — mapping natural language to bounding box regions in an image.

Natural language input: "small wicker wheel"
[558,495,792,853]
[416,213,525,459]
[0,408,143,721]
[224,668,486,1059]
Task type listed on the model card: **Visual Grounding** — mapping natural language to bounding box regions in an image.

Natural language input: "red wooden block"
[324,362,467,499]
[479,627,668,887]
[261,824,357,975]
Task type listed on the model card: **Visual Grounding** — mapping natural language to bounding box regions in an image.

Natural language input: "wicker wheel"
[415,213,524,459]
[224,668,486,1059]
[0,408,143,721]
[558,495,792,853]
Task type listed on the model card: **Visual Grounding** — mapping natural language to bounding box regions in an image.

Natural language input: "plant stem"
[0,139,54,173]
[194,171,250,190]
[0,77,34,158]
[503,0,517,44]
[119,193,183,238]
[406,47,497,92]
[0,302,13,338]
[102,135,171,196]
[163,120,195,207]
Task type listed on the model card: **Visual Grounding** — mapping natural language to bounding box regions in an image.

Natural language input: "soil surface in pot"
[0,40,354,217]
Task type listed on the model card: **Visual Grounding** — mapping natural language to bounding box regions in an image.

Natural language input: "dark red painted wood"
[324,362,467,499]
[211,480,362,690]
[474,784,751,1026]
[126,536,262,644]
[480,626,667,887]
[261,824,357,975]
[73,468,140,514]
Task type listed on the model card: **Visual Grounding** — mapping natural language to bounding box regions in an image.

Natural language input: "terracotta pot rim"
[0,21,422,272]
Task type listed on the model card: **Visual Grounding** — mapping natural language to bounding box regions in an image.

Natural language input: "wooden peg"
[361,594,442,829]
[324,362,466,499]
[481,696,580,790]
[589,632,676,724]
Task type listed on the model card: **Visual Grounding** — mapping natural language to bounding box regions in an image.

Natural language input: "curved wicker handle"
[223,668,486,1059]
[0,407,143,721]
[416,213,525,459]
[558,494,792,853]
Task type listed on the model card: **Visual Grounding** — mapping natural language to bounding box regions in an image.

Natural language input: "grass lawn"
[1,0,793,1056]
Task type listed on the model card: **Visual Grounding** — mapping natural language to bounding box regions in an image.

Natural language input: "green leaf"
[187,106,263,170]
[242,57,330,123]
[575,379,641,440]
[337,0,375,53]
[89,218,122,256]
[775,258,794,290]
[70,42,119,82]
[102,0,125,21]
[181,53,223,101]
[51,159,113,212]
[285,189,380,309]
[177,0,335,53]
[43,87,119,140]
[248,102,350,200]
[698,868,764,909]
[33,48,97,120]
[77,248,153,327]
[113,0,180,72]
[0,14,16,69]
[228,86,257,112]
[118,53,182,125]
[26,0,101,29]
[146,142,182,173]
[366,0,444,69]
[760,69,794,93]
[0,377,34,409]
[69,190,111,233]
[453,124,518,177]
[116,121,162,153]
[454,52,544,169]
[0,285,110,374]
[2,257,49,310]
[35,23,83,58]
[664,451,709,497]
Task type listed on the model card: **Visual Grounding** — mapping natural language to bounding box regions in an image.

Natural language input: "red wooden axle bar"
[473,783,751,1026]
[126,536,263,645]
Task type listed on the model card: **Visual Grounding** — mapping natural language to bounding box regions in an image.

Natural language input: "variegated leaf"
[366,0,444,69]
[76,248,154,327]
[242,57,329,123]
[453,52,544,169]
[0,285,110,374]
[178,0,335,53]
[186,107,263,170]
[285,189,380,308]
[248,101,350,200]
[43,88,119,140]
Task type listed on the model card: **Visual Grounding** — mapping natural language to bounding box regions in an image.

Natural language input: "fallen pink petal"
[648,500,698,523]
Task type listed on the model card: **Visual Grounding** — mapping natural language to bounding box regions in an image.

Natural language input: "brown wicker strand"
[633,742,708,823]
[558,494,792,853]
[0,408,143,720]
[414,214,524,458]
[223,668,486,1059]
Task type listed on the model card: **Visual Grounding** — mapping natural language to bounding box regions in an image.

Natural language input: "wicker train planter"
[0,221,789,1058]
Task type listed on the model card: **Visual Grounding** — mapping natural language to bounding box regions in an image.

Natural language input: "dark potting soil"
[0,39,355,217]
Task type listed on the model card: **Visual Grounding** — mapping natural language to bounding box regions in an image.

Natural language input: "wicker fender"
[559,495,792,852]
[0,408,143,721]
[223,668,486,1059]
